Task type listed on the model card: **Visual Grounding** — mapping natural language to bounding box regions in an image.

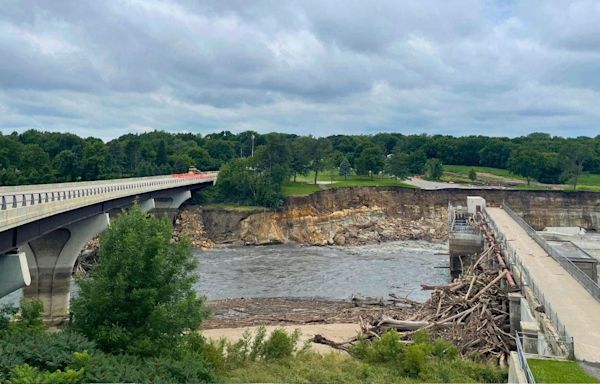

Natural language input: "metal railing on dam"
[501,201,600,302]
[482,207,572,342]
[0,172,218,231]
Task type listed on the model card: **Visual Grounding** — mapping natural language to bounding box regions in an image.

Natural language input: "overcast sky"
[1,1,600,140]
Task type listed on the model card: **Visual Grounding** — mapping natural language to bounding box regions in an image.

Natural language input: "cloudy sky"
[1,0,600,140]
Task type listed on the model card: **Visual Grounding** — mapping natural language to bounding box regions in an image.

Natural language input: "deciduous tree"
[71,206,208,356]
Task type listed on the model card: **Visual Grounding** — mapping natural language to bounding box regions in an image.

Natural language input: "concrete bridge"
[0,172,217,322]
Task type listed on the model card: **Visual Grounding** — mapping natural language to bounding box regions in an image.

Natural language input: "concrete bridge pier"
[107,197,156,220]
[21,213,110,324]
[0,252,31,297]
[152,190,192,222]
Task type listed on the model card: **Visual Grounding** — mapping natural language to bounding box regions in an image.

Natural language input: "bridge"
[0,172,217,323]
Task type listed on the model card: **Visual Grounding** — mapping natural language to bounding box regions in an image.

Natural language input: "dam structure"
[448,196,600,364]
[0,172,217,323]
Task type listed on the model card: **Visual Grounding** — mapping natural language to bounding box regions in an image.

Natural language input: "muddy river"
[195,240,449,302]
[2,240,449,307]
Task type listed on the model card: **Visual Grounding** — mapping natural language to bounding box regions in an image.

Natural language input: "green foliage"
[339,157,352,180]
[468,168,477,181]
[385,149,411,180]
[0,305,17,331]
[219,329,505,383]
[216,326,303,367]
[508,148,541,184]
[0,328,217,383]
[407,150,427,175]
[71,206,208,356]
[263,328,301,360]
[15,298,44,332]
[0,330,95,377]
[306,136,332,184]
[9,364,83,384]
[347,329,504,382]
[425,158,443,180]
[355,146,385,179]
[78,348,216,383]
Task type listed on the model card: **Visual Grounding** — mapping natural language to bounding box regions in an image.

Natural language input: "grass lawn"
[282,182,322,196]
[528,359,599,383]
[443,164,524,179]
[576,173,600,187]
[202,203,269,213]
[283,177,415,196]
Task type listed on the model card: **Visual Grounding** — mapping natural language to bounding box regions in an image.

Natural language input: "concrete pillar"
[22,213,109,323]
[508,292,522,333]
[0,252,31,297]
[138,198,156,213]
[520,321,540,354]
[108,198,155,220]
[152,190,191,222]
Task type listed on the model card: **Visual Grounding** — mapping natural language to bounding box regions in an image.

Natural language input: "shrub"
[9,364,83,384]
[402,344,426,377]
[14,298,44,332]
[0,329,218,383]
[350,329,405,364]
[79,351,217,383]
[263,328,300,360]
[0,330,95,381]
[0,304,17,331]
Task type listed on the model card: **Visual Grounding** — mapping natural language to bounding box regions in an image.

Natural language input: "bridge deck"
[0,173,217,233]
[487,207,600,363]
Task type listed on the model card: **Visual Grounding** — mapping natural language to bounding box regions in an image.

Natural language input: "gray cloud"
[1,0,600,140]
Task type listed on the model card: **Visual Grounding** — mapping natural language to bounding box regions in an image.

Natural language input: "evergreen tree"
[339,157,351,180]
[468,168,477,181]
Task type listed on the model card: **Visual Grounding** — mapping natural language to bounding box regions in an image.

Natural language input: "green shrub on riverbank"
[211,327,506,383]
[0,301,217,383]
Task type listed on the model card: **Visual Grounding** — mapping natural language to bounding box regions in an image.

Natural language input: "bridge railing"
[502,201,600,302]
[0,172,217,230]
[481,207,572,342]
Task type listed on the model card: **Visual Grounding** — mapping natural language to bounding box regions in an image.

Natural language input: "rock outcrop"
[178,186,600,247]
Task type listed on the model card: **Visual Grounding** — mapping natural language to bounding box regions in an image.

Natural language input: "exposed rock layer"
[181,187,600,246]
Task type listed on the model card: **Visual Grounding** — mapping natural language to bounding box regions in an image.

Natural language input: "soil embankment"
[177,187,600,246]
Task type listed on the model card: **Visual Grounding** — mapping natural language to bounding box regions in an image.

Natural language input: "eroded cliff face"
[236,205,447,245]
[178,187,600,247]
[188,188,450,246]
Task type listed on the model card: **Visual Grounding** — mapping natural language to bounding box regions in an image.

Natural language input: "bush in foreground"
[208,327,506,384]
[71,206,209,356]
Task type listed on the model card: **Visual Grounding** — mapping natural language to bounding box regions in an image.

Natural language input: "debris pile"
[173,209,214,248]
[313,212,517,366]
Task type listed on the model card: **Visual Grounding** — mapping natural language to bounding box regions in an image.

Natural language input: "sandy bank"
[201,323,360,354]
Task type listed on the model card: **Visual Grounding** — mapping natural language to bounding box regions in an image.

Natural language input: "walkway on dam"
[487,207,600,363]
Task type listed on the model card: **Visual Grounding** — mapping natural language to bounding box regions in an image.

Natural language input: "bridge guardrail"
[501,201,600,302]
[0,172,217,230]
[481,208,572,343]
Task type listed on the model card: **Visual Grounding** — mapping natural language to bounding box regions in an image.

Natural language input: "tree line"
[2,130,600,204]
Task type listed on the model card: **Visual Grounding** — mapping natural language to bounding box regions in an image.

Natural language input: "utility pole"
[251,134,255,157]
